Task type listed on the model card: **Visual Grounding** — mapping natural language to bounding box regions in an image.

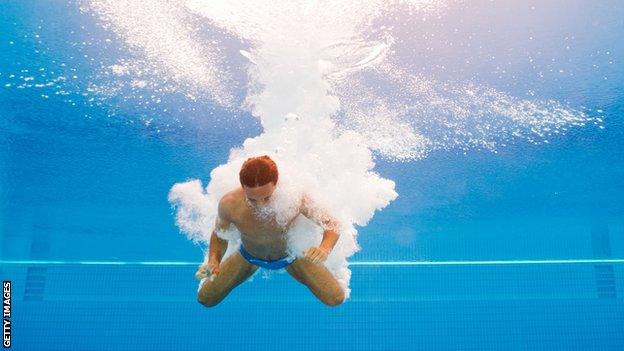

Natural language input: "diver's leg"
[197,251,258,307]
[285,258,345,306]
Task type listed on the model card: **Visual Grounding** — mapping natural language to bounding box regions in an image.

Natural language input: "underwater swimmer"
[196,155,345,307]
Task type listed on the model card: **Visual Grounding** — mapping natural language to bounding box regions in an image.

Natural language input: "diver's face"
[243,182,276,209]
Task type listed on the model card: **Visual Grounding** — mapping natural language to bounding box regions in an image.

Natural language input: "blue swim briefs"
[239,244,296,270]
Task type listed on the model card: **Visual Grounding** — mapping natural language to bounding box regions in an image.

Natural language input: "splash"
[83,0,236,107]
[167,0,417,298]
[333,62,599,160]
[76,0,603,299]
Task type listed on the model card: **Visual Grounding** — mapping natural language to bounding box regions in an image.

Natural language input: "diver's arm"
[300,194,340,260]
[208,198,232,264]
[299,194,340,232]
[208,230,228,263]
[318,227,340,254]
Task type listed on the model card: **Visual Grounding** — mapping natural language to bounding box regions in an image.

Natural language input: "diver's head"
[239,155,278,208]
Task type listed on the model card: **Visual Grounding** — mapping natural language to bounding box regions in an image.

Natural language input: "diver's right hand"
[195,259,220,281]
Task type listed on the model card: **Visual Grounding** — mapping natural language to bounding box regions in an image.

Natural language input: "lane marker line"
[1,258,623,266]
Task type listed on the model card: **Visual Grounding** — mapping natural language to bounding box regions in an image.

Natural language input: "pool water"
[1,1,623,350]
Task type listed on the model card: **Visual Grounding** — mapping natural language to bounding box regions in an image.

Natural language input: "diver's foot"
[194,263,214,281]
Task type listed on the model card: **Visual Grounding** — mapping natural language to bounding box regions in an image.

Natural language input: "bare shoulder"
[297,193,338,229]
[218,187,243,220]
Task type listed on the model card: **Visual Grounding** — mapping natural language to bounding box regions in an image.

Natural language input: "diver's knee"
[197,290,222,307]
[322,290,346,307]
[197,295,221,307]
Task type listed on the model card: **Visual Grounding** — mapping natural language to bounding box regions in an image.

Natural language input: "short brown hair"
[239,155,279,188]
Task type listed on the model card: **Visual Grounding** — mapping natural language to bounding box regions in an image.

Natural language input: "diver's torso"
[229,187,298,261]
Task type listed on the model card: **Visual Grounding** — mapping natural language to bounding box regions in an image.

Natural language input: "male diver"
[195,155,346,307]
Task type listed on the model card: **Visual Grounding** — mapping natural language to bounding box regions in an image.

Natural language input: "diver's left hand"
[304,246,329,264]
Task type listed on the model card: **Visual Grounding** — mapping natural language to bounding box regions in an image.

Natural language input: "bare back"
[221,187,300,261]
